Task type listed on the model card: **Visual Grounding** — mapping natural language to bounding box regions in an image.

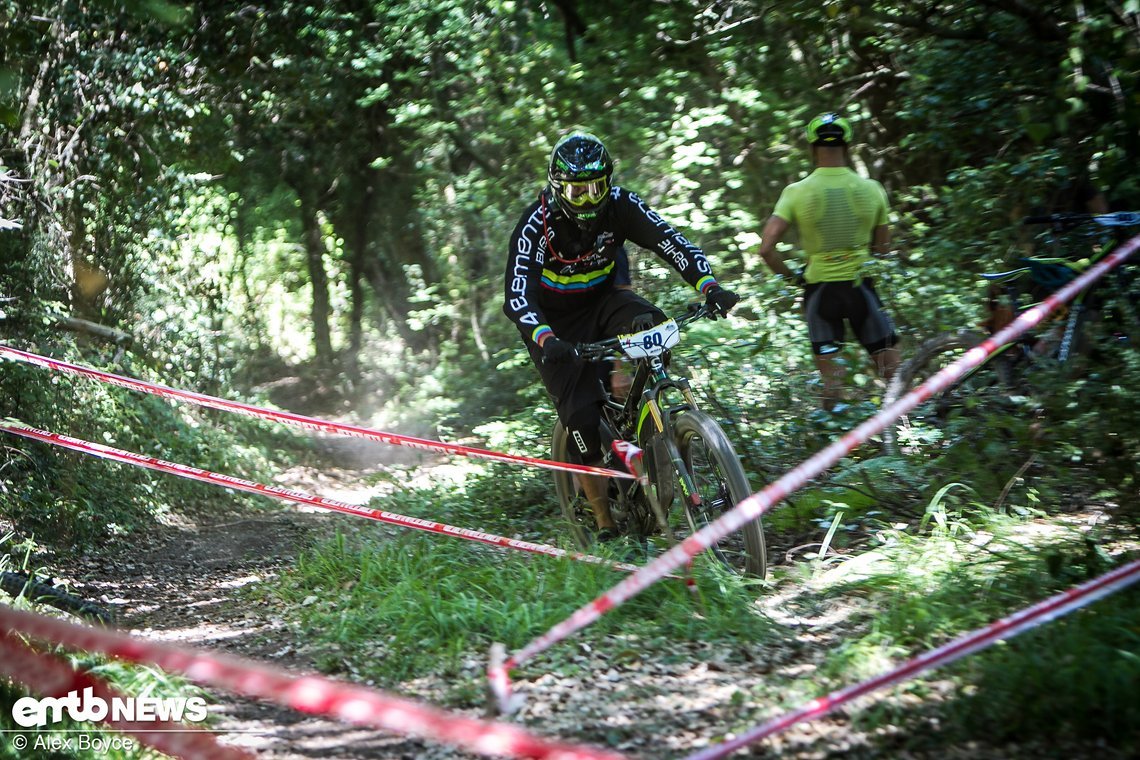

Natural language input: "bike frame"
[982,212,1140,366]
[582,306,715,515]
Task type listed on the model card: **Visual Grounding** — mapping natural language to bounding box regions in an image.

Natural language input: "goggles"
[557,178,609,208]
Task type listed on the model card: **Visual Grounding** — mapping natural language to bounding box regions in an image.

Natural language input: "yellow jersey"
[771,167,889,283]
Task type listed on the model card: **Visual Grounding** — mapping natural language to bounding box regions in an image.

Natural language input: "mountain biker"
[756,112,900,411]
[503,130,739,541]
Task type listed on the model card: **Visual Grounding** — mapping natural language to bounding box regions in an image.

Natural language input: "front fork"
[641,370,704,538]
[1057,300,1084,362]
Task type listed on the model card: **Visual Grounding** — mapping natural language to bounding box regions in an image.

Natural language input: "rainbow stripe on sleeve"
[532,325,553,345]
[696,276,718,293]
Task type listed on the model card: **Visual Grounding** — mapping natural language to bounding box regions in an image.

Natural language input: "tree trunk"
[345,180,373,388]
[297,192,334,367]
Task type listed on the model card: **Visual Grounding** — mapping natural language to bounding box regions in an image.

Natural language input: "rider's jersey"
[771,167,889,283]
[504,186,718,346]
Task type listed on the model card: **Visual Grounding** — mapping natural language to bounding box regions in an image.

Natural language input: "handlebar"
[574,302,716,363]
[1022,211,1140,227]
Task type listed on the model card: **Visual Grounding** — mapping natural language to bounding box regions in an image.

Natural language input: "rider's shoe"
[596,527,623,543]
[596,528,647,562]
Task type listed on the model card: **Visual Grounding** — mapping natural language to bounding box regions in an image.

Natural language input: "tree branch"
[445,128,501,175]
[51,316,133,345]
[548,0,587,62]
[658,14,767,47]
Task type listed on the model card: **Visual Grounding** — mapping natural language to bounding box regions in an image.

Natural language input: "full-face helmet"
[548,132,614,225]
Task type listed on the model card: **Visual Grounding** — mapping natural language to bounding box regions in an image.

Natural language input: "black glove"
[541,337,579,365]
[630,312,659,332]
[704,286,740,318]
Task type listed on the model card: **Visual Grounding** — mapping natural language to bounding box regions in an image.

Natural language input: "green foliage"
[769,505,1140,748]
[1033,341,1140,490]
[0,338,308,545]
[949,590,1140,749]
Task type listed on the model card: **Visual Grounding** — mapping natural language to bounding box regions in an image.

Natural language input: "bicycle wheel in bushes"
[882,331,1021,458]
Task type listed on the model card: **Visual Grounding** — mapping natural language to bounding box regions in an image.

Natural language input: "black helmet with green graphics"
[806,112,853,146]
[547,131,614,225]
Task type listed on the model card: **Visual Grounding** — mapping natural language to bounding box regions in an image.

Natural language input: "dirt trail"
[52,448,809,759]
[62,453,478,759]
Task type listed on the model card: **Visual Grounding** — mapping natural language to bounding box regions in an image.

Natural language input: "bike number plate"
[618,319,680,359]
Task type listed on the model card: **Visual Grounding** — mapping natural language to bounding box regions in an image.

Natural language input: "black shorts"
[804,279,897,355]
[528,289,664,462]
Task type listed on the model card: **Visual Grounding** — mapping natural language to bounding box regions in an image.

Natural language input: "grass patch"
[948,591,1140,749]
[265,527,772,695]
[770,503,1140,752]
[259,461,1138,754]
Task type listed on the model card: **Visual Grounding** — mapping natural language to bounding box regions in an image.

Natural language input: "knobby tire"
[672,411,767,578]
[882,331,1015,458]
[0,570,114,625]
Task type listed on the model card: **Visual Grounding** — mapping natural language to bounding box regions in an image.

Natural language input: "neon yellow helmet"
[806,113,853,145]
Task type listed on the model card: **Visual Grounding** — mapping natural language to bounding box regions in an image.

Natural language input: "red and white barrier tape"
[0,632,252,760]
[0,420,640,575]
[686,557,1140,759]
[487,234,1140,712]
[0,607,626,760]
[0,345,633,480]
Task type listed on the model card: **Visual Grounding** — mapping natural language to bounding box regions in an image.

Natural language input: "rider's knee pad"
[564,406,604,465]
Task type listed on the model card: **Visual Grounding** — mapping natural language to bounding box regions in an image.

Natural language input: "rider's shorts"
[804,279,898,356]
[528,288,664,464]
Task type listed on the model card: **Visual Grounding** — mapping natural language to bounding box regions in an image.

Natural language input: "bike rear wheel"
[673,411,766,578]
[882,331,1020,458]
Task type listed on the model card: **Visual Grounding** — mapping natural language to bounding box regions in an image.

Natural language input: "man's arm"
[617,189,719,293]
[503,203,555,347]
[869,181,892,258]
[757,214,795,277]
[871,223,890,257]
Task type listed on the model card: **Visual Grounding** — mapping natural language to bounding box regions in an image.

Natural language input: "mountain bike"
[883,211,1140,457]
[1,570,114,625]
[549,303,767,578]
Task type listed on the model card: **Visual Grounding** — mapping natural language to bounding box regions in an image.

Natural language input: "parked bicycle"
[883,211,1140,457]
[550,303,767,577]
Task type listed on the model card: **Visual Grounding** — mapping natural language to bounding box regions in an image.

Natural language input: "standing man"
[757,112,899,411]
[504,130,738,541]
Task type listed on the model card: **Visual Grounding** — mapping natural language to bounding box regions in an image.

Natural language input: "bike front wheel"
[673,411,767,578]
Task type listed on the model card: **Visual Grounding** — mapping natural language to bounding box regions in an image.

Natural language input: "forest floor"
[50,433,1131,760]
